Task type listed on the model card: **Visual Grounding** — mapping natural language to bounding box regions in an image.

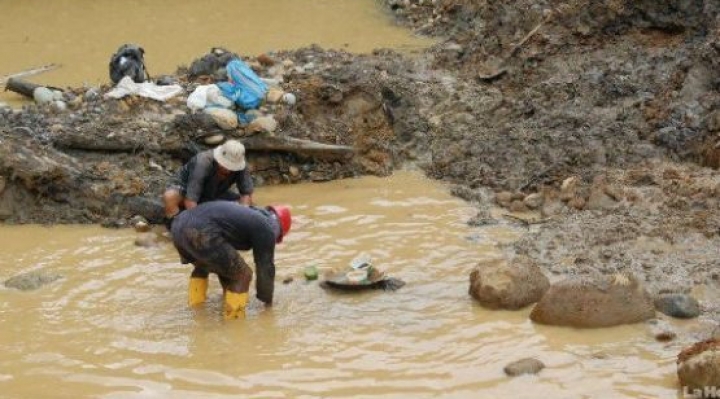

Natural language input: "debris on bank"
[0,45,408,225]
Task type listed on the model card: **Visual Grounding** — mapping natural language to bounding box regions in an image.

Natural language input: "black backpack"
[109,44,149,84]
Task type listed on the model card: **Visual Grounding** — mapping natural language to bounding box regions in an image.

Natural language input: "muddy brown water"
[0,171,685,398]
[0,2,688,396]
[0,0,435,107]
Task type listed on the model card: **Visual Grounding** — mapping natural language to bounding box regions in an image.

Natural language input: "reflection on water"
[0,0,435,106]
[0,172,681,398]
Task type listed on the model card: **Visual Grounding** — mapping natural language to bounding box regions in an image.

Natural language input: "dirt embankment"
[1,0,719,317]
[0,48,419,224]
[383,0,720,316]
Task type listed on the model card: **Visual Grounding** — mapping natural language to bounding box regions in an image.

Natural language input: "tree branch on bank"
[53,131,355,161]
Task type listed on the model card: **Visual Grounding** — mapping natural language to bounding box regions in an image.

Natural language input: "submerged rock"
[134,220,151,233]
[5,270,63,291]
[134,232,160,247]
[530,274,655,328]
[469,256,550,310]
[504,358,545,376]
[656,331,677,342]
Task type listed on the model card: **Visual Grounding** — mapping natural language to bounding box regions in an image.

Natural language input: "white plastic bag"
[206,85,233,108]
[105,76,182,101]
[186,84,233,111]
[187,85,210,110]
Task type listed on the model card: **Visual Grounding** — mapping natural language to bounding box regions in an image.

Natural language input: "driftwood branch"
[53,132,177,153]
[4,78,43,99]
[508,19,547,57]
[0,64,60,86]
[54,131,355,161]
[502,213,556,226]
[4,77,64,100]
[241,135,355,160]
[477,16,550,82]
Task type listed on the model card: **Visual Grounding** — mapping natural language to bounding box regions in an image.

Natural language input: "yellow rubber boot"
[188,277,209,307]
[224,291,249,320]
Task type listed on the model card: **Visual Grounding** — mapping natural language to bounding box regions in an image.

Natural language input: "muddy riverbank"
[1,0,720,328]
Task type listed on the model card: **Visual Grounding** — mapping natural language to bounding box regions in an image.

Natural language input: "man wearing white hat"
[163,140,253,219]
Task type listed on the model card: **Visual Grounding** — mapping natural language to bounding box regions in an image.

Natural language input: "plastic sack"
[187,84,233,111]
[217,58,268,110]
[105,76,182,101]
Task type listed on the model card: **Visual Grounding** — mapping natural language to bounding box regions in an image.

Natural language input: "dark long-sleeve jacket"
[175,150,253,203]
[170,201,280,302]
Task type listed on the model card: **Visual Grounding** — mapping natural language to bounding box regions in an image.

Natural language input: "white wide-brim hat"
[213,140,247,171]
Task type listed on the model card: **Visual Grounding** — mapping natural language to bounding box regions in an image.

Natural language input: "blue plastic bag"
[217,59,268,110]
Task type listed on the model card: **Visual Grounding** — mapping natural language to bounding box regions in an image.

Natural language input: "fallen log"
[53,132,178,153]
[54,131,355,161]
[4,77,64,100]
[242,135,355,160]
[0,64,60,86]
[4,77,43,99]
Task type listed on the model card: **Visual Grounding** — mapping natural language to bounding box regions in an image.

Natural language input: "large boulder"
[678,339,720,396]
[469,256,550,310]
[530,274,655,328]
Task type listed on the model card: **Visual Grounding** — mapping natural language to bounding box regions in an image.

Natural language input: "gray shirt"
[176,150,253,203]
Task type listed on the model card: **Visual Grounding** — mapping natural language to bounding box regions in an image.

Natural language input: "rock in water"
[134,232,160,247]
[134,220,151,233]
[530,273,655,328]
[5,270,62,290]
[469,256,550,310]
[504,358,545,376]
